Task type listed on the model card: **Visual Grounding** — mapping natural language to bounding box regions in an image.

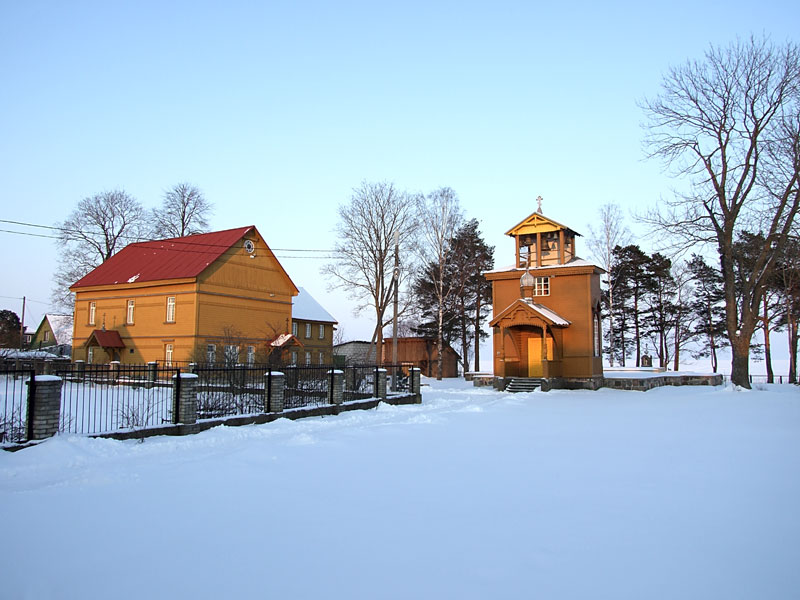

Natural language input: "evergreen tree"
[612,245,651,366]
[687,255,728,373]
[775,236,800,383]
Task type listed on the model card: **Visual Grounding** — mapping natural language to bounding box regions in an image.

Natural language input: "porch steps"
[504,378,545,393]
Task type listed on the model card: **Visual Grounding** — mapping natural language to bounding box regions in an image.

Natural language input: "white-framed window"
[44,330,50,342]
[593,312,602,357]
[291,351,297,365]
[207,344,216,363]
[318,324,325,339]
[318,352,325,365]
[305,351,312,365]
[87,347,95,364]
[166,296,176,323]
[224,345,239,365]
[165,343,174,366]
[126,300,135,324]
[305,323,311,338]
[89,302,96,326]
[292,322,298,336]
[533,277,550,296]
[247,345,255,364]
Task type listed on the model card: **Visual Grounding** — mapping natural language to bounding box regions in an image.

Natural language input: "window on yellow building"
[44,330,50,342]
[165,343,174,366]
[318,352,324,365]
[88,347,95,364]
[292,322,298,336]
[305,323,311,338]
[305,351,312,365]
[224,345,239,366]
[207,344,216,363]
[534,277,550,296]
[247,345,255,364]
[166,297,176,323]
[291,351,297,365]
[89,302,96,325]
[318,324,325,339]
[126,300,135,324]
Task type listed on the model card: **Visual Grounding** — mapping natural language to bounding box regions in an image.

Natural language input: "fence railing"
[54,363,178,435]
[721,374,797,385]
[2,362,420,445]
[0,368,32,444]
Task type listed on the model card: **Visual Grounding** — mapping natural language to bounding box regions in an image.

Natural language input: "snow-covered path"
[1,379,798,599]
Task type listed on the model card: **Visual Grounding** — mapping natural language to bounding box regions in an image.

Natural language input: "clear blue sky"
[1,0,798,340]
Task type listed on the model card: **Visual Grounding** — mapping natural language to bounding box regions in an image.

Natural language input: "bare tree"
[587,203,631,366]
[52,190,148,310]
[416,187,464,380]
[151,183,212,239]
[321,181,418,363]
[640,37,800,388]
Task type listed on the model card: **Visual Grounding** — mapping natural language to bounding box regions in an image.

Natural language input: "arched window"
[593,309,602,357]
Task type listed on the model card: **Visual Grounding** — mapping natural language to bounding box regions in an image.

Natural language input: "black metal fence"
[0,367,32,444]
[191,364,268,419]
[282,365,331,410]
[1,361,416,445]
[54,363,178,435]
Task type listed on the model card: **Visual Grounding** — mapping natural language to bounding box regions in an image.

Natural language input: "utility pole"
[391,231,399,391]
[19,296,26,350]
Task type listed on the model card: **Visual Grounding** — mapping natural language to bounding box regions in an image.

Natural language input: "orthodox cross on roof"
[536,196,543,214]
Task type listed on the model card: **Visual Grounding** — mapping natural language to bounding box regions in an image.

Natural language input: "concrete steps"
[504,378,545,393]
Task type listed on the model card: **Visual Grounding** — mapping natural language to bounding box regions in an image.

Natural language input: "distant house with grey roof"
[290,288,338,365]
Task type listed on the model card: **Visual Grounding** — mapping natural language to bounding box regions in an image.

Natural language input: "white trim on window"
[166,296,176,323]
[318,324,325,339]
[89,302,96,326]
[533,277,550,296]
[165,343,174,366]
[305,323,311,338]
[126,300,135,324]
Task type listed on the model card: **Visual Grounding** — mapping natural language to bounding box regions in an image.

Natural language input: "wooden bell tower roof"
[504,211,581,238]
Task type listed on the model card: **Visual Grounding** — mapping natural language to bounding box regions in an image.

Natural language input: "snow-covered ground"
[1,378,798,599]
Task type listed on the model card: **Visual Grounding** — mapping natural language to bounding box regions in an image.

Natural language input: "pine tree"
[687,255,728,373]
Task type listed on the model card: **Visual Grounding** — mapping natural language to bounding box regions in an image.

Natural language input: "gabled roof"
[71,226,257,289]
[489,299,571,328]
[292,287,337,323]
[505,211,581,238]
[86,329,125,348]
[270,333,303,348]
[43,314,73,346]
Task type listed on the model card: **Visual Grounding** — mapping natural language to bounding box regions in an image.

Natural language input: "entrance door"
[527,337,542,377]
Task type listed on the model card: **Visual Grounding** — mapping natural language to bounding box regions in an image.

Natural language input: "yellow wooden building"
[70,226,299,365]
[485,203,604,388]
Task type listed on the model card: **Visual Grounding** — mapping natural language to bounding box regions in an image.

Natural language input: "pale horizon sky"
[1,1,797,365]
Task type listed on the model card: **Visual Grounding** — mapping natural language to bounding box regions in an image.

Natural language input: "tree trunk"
[608,279,615,367]
[730,337,752,387]
[789,317,798,384]
[437,303,444,381]
[473,293,482,373]
[763,296,774,384]
[633,293,641,367]
[710,332,718,373]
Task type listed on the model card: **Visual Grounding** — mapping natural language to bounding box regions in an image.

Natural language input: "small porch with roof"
[490,299,571,379]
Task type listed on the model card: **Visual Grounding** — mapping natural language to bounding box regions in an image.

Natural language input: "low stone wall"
[542,376,605,391]
[602,374,724,391]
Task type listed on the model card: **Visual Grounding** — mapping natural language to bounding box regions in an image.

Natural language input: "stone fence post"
[109,361,120,383]
[146,361,158,389]
[265,371,285,413]
[329,370,344,405]
[26,375,62,441]
[172,372,198,425]
[375,368,387,399]
[75,360,85,382]
[410,368,421,398]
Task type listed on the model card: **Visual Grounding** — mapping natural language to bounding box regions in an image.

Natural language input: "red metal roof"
[87,329,125,348]
[71,227,255,289]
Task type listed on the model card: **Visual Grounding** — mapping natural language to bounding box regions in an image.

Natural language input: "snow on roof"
[484,257,600,275]
[522,301,571,326]
[45,314,73,346]
[292,287,337,323]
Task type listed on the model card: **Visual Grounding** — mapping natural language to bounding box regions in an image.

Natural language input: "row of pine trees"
[606,236,799,381]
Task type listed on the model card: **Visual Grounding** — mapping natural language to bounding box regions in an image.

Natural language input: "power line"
[0,218,337,256]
